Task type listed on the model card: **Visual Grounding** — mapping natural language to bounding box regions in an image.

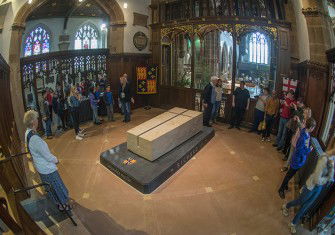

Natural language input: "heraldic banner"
[136,66,158,95]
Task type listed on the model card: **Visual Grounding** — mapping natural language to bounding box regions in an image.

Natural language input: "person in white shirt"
[211,79,223,123]
[281,137,335,234]
[24,110,71,212]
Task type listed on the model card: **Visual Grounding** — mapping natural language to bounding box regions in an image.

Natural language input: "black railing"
[13,183,77,226]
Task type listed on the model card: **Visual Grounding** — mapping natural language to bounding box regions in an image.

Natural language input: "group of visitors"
[202,76,224,127]
[39,73,134,141]
[234,85,334,233]
[21,73,135,213]
[202,75,334,233]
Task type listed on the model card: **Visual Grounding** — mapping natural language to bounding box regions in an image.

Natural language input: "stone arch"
[8,0,125,139]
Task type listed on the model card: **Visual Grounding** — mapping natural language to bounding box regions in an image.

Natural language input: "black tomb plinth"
[100,127,215,194]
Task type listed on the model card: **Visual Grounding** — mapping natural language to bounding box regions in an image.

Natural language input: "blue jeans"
[252,109,265,131]
[286,185,323,225]
[91,105,99,123]
[44,118,52,137]
[121,101,131,122]
[211,101,221,121]
[276,117,289,147]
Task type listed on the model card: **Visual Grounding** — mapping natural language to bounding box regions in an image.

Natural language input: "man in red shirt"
[273,90,296,150]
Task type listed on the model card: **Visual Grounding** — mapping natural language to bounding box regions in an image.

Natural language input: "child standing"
[104,86,114,121]
[278,117,316,199]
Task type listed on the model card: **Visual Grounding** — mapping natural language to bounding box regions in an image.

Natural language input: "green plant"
[175,71,191,88]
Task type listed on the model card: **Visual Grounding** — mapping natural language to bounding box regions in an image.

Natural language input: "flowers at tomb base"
[123,157,137,165]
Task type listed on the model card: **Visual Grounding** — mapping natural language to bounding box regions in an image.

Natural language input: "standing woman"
[23,110,71,211]
[262,90,280,142]
[118,76,134,122]
[281,137,335,234]
[69,87,84,140]
[250,88,269,133]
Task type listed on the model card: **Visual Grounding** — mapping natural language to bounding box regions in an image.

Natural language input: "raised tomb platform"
[100,108,214,194]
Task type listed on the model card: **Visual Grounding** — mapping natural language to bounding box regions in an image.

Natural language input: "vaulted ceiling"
[27,0,108,21]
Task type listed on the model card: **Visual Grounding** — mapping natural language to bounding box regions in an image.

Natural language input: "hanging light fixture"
[123,2,128,9]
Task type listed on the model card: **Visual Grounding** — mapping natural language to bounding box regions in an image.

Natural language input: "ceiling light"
[123,2,128,9]
[79,0,83,2]
[28,0,33,4]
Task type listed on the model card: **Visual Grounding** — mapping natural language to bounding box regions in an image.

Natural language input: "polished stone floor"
[42,108,313,235]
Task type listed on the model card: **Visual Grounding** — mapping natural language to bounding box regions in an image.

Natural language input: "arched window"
[24,26,50,57]
[75,24,99,50]
[248,32,269,64]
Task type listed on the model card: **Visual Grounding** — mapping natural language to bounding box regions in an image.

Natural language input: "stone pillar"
[58,34,70,51]
[302,1,332,63]
[8,24,26,141]
[108,21,126,54]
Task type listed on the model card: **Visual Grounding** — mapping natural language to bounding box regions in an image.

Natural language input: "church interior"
[0,0,335,234]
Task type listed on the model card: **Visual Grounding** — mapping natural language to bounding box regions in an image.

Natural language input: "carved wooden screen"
[21,49,109,113]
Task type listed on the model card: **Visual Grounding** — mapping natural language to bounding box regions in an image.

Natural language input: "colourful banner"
[136,66,158,94]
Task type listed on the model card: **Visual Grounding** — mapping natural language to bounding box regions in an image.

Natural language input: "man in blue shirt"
[104,86,114,121]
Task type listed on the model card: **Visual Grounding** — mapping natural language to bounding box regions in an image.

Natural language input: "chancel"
[0,0,335,234]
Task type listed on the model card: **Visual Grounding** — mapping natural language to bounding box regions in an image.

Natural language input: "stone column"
[8,24,26,141]
[302,0,332,63]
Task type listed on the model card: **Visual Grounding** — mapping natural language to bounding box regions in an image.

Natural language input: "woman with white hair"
[24,110,71,212]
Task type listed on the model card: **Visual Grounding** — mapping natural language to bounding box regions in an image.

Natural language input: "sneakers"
[282,204,289,217]
[266,138,271,142]
[278,190,285,199]
[261,137,266,142]
[288,223,297,234]
[78,133,85,137]
[79,129,84,134]
[75,135,83,140]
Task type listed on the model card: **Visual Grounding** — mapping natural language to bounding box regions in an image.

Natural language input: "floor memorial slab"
[127,107,203,161]
[100,127,215,194]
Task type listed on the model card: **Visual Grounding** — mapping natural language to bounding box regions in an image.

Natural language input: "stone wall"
[0,0,151,62]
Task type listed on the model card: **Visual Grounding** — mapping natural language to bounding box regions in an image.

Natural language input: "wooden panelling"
[295,61,329,138]
[109,53,152,110]
[157,86,195,110]
[0,53,32,232]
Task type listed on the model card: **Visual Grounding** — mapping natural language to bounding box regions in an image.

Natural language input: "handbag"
[258,114,267,131]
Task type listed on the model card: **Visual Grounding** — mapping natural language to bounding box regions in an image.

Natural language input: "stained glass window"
[75,24,99,50]
[249,32,269,64]
[24,26,50,57]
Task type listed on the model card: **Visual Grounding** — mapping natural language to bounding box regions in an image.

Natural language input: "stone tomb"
[127,108,203,161]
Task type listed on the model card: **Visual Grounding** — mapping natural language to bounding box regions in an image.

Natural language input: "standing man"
[203,76,219,127]
[228,81,250,130]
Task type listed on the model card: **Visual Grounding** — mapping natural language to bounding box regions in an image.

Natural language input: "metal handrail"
[13,183,77,226]
[0,152,29,164]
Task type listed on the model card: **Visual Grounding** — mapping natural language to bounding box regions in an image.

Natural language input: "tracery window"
[248,32,269,64]
[74,24,99,50]
[24,26,50,57]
